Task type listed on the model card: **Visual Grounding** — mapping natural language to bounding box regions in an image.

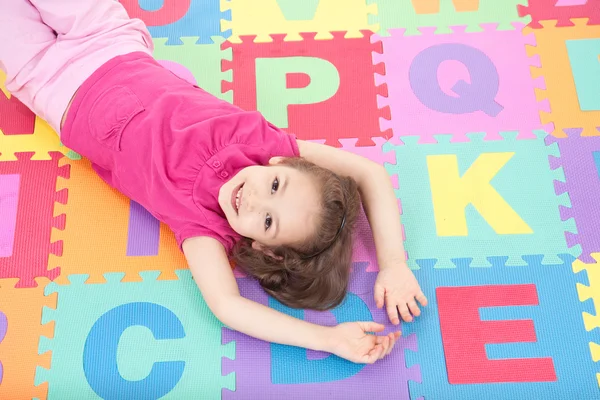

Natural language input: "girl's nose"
[245,189,259,212]
[246,189,268,213]
[245,194,254,212]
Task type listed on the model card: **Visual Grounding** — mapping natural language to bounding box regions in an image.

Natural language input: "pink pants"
[0,0,153,135]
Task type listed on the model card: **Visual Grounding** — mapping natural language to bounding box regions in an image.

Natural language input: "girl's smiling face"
[218,159,321,249]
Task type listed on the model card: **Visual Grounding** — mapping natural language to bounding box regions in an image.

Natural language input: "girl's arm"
[182,236,399,363]
[295,140,428,324]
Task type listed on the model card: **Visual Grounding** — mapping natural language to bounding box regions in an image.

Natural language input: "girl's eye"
[271,178,279,194]
[265,214,272,231]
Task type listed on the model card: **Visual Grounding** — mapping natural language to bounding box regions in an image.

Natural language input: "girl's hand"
[374,263,428,324]
[326,322,401,364]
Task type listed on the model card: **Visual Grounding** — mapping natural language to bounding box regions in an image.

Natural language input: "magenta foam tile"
[0,174,20,257]
[547,130,600,263]
[222,264,420,399]
[0,152,66,287]
[373,23,544,143]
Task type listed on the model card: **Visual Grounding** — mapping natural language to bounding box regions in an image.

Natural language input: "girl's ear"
[268,156,284,165]
[252,241,283,260]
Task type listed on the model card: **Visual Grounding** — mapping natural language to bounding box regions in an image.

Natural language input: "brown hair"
[231,157,361,311]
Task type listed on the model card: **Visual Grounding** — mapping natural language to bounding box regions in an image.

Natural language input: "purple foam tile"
[223,266,418,400]
[126,200,160,257]
[348,262,374,295]
[554,130,600,262]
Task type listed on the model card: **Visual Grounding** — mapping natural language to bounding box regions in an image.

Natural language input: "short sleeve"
[175,221,238,254]
[229,111,300,159]
[265,120,300,159]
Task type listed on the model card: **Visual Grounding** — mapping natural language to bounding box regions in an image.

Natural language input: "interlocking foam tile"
[0,174,19,258]
[0,153,68,288]
[546,131,600,263]
[383,131,579,269]
[374,23,547,143]
[526,19,600,137]
[34,271,234,399]
[0,278,55,399]
[401,254,600,399]
[119,0,231,44]
[222,0,377,42]
[573,253,600,386]
[153,36,233,102]
[48,159,187,284]
[222,31,391,147]
[221,262,420,399]
[518,0,600,28]
[367,0,529,36]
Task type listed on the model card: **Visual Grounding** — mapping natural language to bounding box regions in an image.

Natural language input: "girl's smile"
[231,183,244,214]
[218,162,321,248]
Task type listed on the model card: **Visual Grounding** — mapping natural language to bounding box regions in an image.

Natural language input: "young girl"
[0,0,427,364]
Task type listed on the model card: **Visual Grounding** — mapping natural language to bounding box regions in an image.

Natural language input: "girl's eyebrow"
[280,175,289,196]
[272,176,288,240]
[272,219,279,240]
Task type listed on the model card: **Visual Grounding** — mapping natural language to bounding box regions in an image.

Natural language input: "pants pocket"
[87,85,144,151]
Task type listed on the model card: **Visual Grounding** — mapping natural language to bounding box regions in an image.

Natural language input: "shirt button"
[212,160,221,168]
[220,171,229,178]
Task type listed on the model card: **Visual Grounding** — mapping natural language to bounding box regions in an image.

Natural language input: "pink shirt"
[61,52,299,253]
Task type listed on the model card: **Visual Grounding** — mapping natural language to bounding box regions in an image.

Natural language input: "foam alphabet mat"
[1,1,599,399]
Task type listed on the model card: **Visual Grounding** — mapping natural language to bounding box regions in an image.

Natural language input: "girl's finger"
[408,299,421,317]
[385,335,391,350]
[366,344,383,364]
[386,301,400,325]
[361,321,385,333]
[385,334,396,357]
[417,292,428,307]
[381,334,391,358]
[398,303,413,322]
[379,336,390,359]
